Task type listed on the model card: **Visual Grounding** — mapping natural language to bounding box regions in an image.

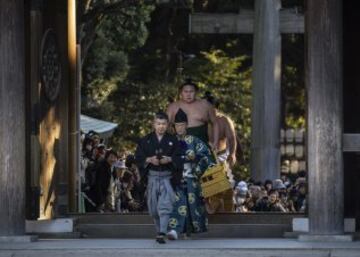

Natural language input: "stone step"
[30,232,82,239]
[1,240,360,257]
[284,231,304,239]
[76,223,291,238]
[71,213,305,225]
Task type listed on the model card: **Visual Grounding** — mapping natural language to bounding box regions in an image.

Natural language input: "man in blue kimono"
[167,108,215,240]
[135,111,182,244]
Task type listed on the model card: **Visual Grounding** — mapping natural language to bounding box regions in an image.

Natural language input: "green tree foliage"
[108,80,177,150]
[281,34,305,129]
[79,0,155,110]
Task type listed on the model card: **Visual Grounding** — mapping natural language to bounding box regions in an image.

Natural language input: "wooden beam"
[0,0,26,236]
[29,5,42,190]
[250,0,281,182]
[306,0,344,235]
[343,134,360,152]
[68,0,78,212]
[189,9,304,34]
[76,44,82,212]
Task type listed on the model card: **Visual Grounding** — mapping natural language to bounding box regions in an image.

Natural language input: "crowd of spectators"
[80,131,146,213]
[79,131,307,214]
[233,172,307,213]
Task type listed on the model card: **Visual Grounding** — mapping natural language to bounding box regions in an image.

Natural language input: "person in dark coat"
[135,111,183,244]
[90,150,118,212]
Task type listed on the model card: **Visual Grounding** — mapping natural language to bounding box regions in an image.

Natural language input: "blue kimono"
[168,135,214,235]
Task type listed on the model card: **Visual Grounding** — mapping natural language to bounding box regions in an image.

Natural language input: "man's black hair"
[82,137,93,151]
[125,154,136,168]
[247,178,255,185]
[264,179,273,186]
[105,149,118,160]
[155,111,169,121]
[87,130,99,137]
[122,170,133,183]
[298,170,306,178]
[179,78,198,91]
[268,189,279,196]
[203,91,220,108]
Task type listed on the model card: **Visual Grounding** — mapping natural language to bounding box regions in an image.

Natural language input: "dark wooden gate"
[25,0,70,220]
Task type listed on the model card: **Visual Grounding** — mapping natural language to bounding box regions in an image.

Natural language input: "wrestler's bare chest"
[177,102,208,125]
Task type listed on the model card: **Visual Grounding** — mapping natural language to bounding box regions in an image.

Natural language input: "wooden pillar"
[306,0,344,235]
[0,0,26,235]
[68,0,78,212]
[251,0,281,182]
[28,0,43,220]
[76,44,82,212]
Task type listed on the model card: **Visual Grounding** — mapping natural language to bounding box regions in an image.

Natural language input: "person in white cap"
[234,181,248,212]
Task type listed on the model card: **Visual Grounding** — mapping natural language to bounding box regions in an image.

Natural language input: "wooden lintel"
[343,134,360,152]
[189,9,304,34]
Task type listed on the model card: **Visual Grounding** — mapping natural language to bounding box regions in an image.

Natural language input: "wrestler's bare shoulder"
[167,101,180,111]
[217,115,228,122]
[197,99,211,108]
[218,114,235,129]
[224,115,235,125]
[217,112,232,121]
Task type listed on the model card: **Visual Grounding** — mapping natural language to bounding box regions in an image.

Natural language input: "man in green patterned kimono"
[167,108,215,240]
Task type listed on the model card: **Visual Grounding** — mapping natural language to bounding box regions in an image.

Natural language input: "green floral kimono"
[168,135,214,235]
